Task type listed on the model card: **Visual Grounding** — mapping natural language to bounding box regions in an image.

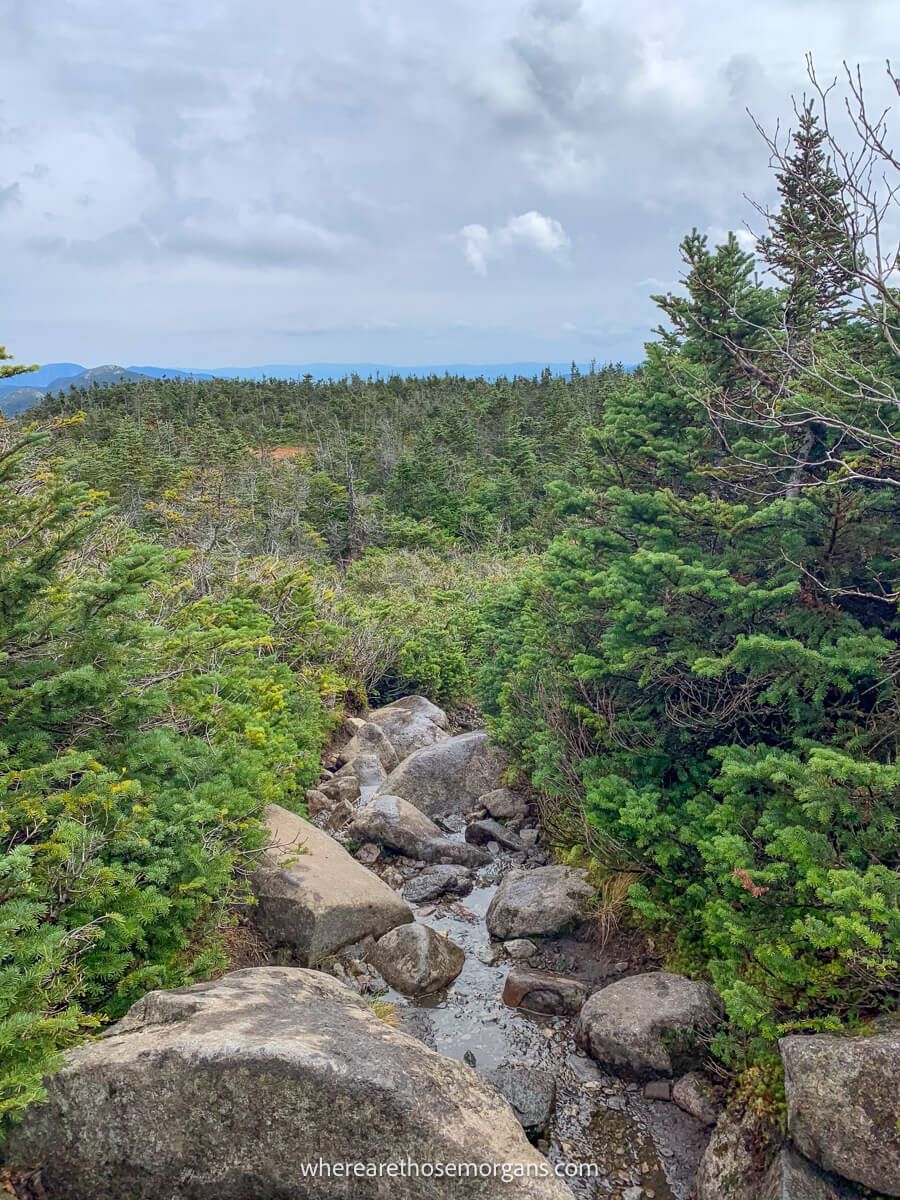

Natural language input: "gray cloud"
[0,0,895,367]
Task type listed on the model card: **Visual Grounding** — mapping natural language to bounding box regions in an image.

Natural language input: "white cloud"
[460,210,570,275]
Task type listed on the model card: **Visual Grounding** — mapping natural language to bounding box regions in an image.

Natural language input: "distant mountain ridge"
[0,359,630,415]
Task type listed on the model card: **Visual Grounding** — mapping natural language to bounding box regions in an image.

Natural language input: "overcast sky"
[0,0,894,368]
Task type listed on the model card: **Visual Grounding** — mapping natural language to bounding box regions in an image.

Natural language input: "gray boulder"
[378,730,506,819]
[481,788,530,820]
[348,792,442,856]
[696,1109,859,1200]
[251,805,412,964]
[368,923,466,996]
[402,864,474,904]
[367,694,449,759]
[486,1065,556,1133]
[336,720,399,772]
[780,1031,900,1195]
[304,787,330,817]
[502,967,589,1015]
[486,865,594,939]
[465,818,525,851]
[761,1148,863,1200]
[6,968,573,1200]
[576,971,721,1078]
[348,794,489,868]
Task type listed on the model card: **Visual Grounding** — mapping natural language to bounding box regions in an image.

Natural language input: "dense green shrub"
[0,435,334,1126]
[479,226,900,1066]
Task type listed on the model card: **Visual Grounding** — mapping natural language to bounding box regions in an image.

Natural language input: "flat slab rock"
[6,968,574,1200]
[576,971,721,1079]
[780,1031,900,1196]
[485,864,594,939]
[251,804,412,964]
[465,817,524,851]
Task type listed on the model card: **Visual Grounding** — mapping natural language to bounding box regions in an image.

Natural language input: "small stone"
[476,944,502,965]
[519,827,540,847]
[505,938,538,961]
[463,1050,477,1067]
[355,842,381,865]
[671,1071,723,1125]
[643,1080,672,1101]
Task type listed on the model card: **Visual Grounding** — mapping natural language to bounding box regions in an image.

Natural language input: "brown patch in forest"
[250,444,307,462]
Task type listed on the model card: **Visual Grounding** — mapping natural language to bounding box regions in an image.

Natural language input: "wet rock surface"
[382,879,709,1199]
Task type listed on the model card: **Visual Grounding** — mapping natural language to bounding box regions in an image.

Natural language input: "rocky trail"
[6,696,897,1200]
[299,697,717,1198]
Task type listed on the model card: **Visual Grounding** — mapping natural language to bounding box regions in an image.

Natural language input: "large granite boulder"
[367,694,449,759]
[6,968,573,1200]
[251,804,412,963]
[347,794,489,867]
[576,971,721,1078]
[485,865,594,939]
[696,1108,859,1200]
[377,730,505,819]
[780,1031,900,1195]
[368,923,466,996]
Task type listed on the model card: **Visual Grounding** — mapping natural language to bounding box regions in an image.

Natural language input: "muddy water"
[383,871,708,1200]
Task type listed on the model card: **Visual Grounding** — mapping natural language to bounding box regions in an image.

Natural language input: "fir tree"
[757,102,856,333]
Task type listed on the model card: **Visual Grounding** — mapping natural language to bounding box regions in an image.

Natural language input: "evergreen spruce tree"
[757,102,856,333]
